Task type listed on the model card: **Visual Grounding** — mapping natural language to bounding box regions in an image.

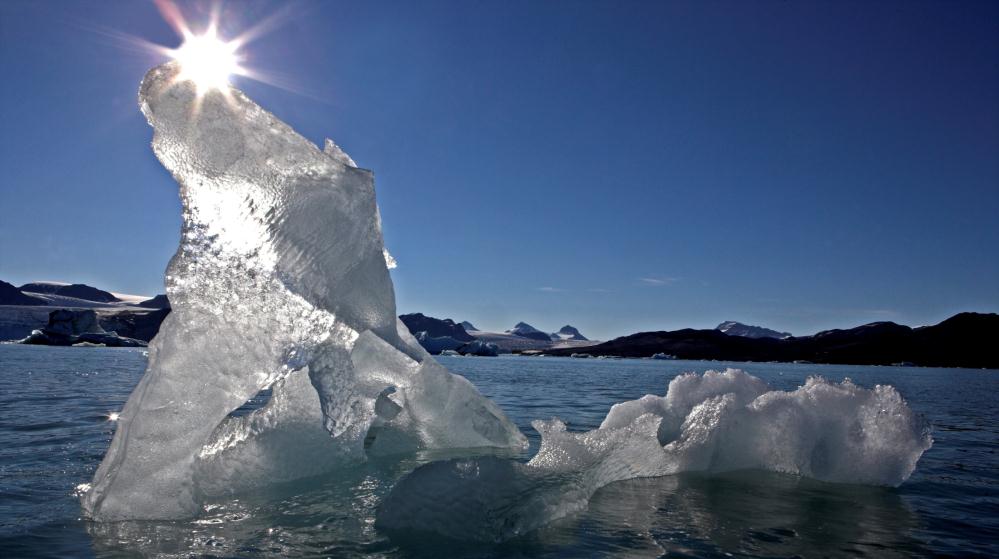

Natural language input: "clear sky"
[1,1,997,340]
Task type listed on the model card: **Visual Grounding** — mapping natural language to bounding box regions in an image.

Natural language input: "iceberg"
[377,369,932,541]
[412,331,465,354]
[81,62,526,521]
[458,339,500,356]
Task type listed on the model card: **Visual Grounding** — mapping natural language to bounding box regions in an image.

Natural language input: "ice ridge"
[377,368,932,541]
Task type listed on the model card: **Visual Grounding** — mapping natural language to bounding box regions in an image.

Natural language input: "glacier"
[377,369,932,541]
[81,62,526,521]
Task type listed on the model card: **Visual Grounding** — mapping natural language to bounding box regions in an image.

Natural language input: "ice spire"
[82,62,525,520]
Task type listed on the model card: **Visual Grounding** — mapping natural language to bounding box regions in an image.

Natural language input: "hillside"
[546,313,999,368]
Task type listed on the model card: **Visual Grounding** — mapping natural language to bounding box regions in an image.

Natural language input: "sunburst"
[169,23,243,94]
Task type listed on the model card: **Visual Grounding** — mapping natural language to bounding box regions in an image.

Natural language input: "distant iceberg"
[412,331,465,354]
[458,339,500,357]
[18,309,147,347]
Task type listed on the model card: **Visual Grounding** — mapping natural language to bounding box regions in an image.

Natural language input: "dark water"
[0,344,996,557]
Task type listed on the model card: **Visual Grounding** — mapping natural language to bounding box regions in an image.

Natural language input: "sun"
[97,0,298,97]
[170,25,242,93]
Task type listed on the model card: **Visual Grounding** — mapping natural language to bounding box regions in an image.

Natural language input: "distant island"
[544,313,999,369]
[3,279,996,368]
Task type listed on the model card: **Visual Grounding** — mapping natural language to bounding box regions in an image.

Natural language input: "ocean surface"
[0,344,996,558]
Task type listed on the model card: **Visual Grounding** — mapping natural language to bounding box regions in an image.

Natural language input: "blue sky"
[1,0,997,340]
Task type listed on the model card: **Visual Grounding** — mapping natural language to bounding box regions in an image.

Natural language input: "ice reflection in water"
[3,347,995,557]
[86,459,926,558]
[581,472,924,558]
[86,448,521,558]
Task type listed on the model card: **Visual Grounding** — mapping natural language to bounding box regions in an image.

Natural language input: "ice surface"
[378,368,932,541]
[82,62,525,520]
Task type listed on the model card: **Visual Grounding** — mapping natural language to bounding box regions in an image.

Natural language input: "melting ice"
[378,369,932,541]
[81,62,526,520]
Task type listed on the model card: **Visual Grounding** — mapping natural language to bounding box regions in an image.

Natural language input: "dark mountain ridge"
[137,294,171,309]
[19,282,119,303]
[716,321,791,339]
[551,325,588,341]
[546,312,999,369]
[506,322,553,341]
[399,313,474,342]
[0,281,47,305]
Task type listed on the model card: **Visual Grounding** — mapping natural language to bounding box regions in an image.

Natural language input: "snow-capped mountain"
[459,321,478,332]
[399,313,475,342]
[716,321,791,339]
[505,322,553,341]
[20,281,120,303]
[550,325,588,341]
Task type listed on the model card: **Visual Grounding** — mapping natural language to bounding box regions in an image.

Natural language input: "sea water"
[0,344,996,557]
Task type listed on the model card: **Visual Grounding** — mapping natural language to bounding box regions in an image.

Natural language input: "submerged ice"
[378,369,932,541]
[81,62,525,520]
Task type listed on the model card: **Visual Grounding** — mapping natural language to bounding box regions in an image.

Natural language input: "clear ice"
[377,369,933,541]
[81,62,526,521]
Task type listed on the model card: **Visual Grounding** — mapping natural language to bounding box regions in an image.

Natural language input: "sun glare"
[92,1,302,100]
[170,26,242,93]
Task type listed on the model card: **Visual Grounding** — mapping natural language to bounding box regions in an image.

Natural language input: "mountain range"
[398,313,475,342]
[546,312,999,369]
[398,315,593,353]
[3,281,594,352]
[4,279,996,368]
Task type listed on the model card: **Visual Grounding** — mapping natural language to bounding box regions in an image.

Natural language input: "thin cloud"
[639,277,677,286]
[536,286,565,292]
